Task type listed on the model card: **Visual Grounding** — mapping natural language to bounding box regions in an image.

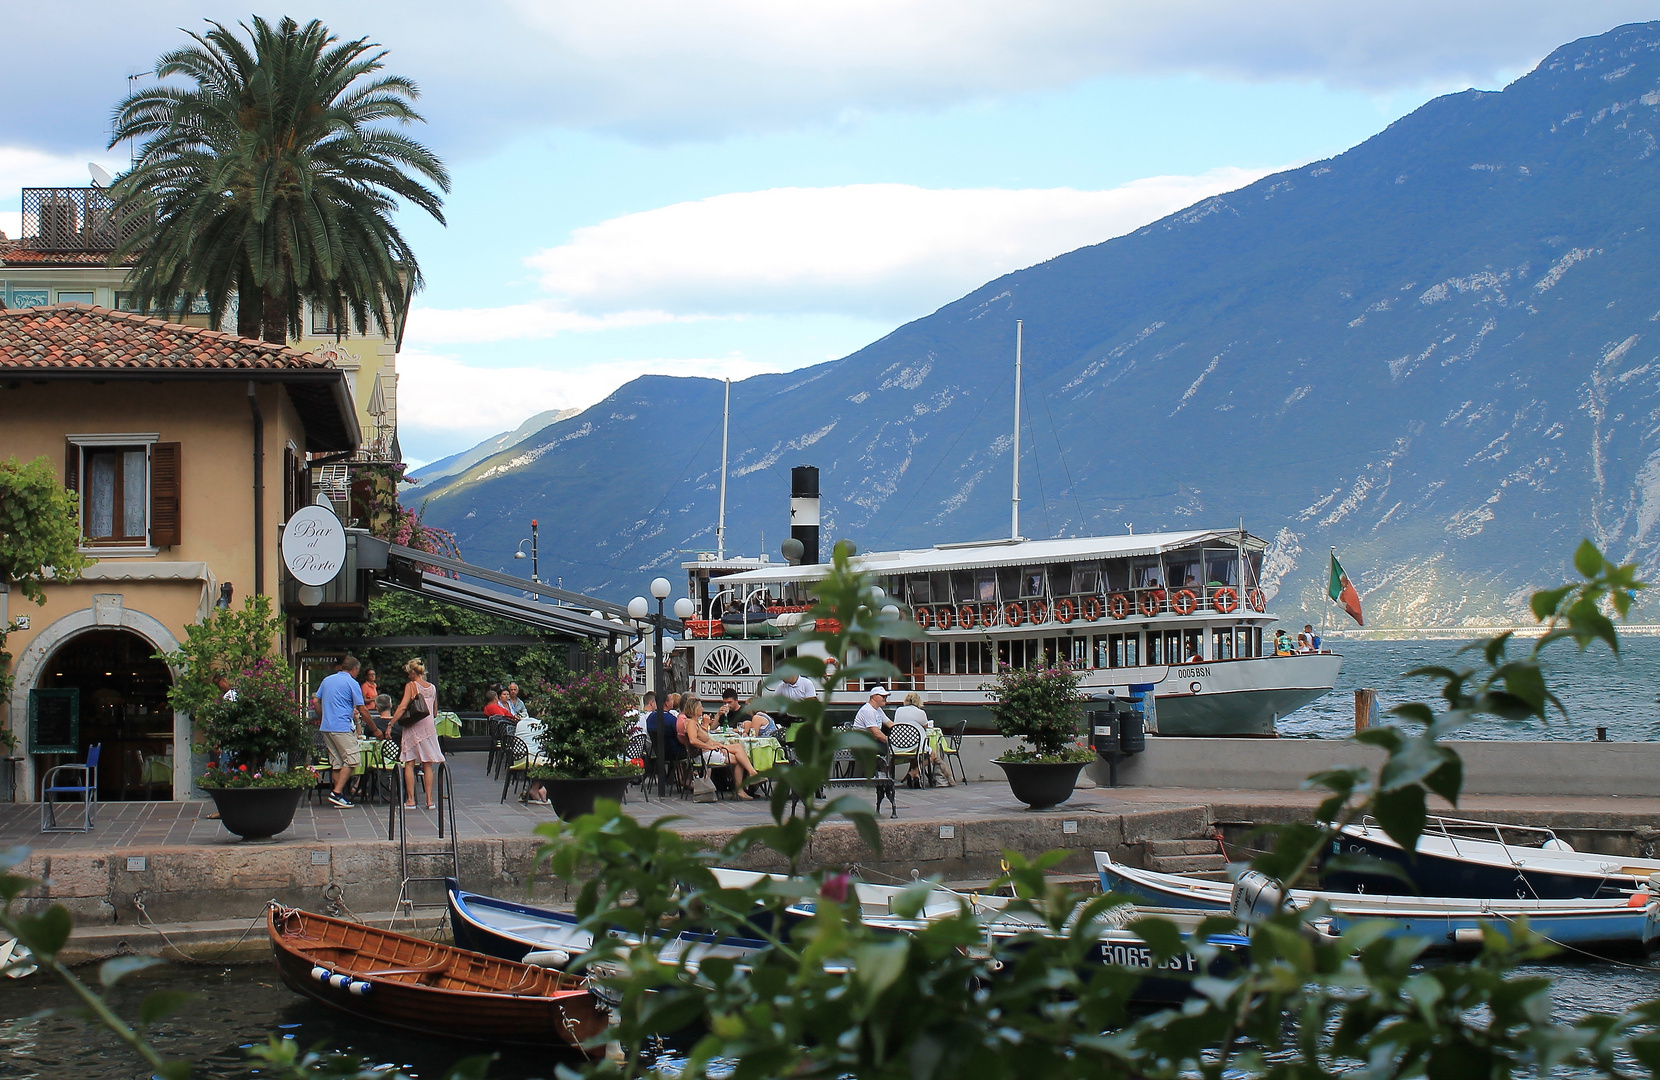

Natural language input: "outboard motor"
[1229,870,1285,926]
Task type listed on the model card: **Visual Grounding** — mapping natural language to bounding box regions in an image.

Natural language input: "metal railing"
[20,187,150,251]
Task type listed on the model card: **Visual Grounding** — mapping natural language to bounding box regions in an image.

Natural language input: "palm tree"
[107,17,449,344]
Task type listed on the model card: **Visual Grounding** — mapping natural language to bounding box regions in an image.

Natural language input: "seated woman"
[684,696,758,799]
[893,692,950,787]
[738,708,783,740]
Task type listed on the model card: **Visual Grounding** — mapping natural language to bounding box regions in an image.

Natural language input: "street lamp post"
[630,578,696,702]
[513,519,540,584]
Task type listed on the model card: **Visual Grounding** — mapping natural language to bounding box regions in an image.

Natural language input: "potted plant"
[194,657,316,840]
[526,667,642,821]
[983,661,1093,809]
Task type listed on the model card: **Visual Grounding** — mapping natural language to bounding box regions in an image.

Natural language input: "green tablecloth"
[436,712,462,738]
[354,739,388,774]
[733,736,781,772]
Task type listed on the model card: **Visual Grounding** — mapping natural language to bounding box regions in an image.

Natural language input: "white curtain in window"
[87,452,115,537]
[123,449,147,539]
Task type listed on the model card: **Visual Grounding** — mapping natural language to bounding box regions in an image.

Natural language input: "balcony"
[20,187,150,251]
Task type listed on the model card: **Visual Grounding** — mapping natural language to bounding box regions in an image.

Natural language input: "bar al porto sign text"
[281,505,347,587]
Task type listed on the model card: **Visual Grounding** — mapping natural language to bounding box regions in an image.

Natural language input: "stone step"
[1149,854,1227,874]
[1146,838,1221,857]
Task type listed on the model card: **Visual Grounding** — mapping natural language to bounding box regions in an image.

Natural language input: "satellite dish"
[87,163,114,188]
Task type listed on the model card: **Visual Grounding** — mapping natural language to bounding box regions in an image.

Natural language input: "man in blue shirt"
[318,656,367,808]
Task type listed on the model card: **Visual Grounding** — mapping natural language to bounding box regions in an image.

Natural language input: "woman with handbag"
[390,658,445,810]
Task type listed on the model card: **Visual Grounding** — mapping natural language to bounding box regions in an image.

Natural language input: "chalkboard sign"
[29,689,79,754]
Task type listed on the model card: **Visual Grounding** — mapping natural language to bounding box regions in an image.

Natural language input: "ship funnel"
[790,465,820,565]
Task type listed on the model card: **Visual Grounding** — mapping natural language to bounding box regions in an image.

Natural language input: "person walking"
[318,656,367,808]
[390,658,445,810]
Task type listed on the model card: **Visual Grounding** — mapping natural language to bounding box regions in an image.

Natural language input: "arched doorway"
[37,630,175,800]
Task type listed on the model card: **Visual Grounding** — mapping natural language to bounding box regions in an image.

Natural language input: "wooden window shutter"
[283,447,296,519]
[64,440,80,493]
[150,442,182,547]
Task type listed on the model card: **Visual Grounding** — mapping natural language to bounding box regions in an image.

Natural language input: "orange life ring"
[1004,602,1024,626]
[1213,586,1239,614]
[959,603,978,629]
[1247,587,1267,613]
[1139,590,1164,617]
[1107,593,1129,620]
[981,603,999,627]
[1083,596,1104,621]
[1171,589,1198,616]
[936,606,955,630]
[1055,597,1076,623]
[1028,599,1049,624]
[915,606,933,628]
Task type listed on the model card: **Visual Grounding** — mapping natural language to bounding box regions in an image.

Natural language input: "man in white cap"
[852,686,890,745]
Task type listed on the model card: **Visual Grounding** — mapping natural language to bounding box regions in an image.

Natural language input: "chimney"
[790,466,820,565]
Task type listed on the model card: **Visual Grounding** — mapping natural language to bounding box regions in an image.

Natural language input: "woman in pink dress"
[390,658,444,809]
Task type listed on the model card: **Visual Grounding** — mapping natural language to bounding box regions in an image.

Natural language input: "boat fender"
[523,948,572,969]
[312,967,371,995]
[1452,927,1486,946]
[1228,870,1283,925]
[1628,890,1650,908]
[1540,837,1575,852]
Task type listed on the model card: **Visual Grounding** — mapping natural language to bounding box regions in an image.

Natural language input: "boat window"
[1124,634,1139,666]
[1233,626,1255,658]
[1047,565,1071,596]
[1102,559,1130,592]
[1021,567,1046,597]
[1070,636,1090,666]
[930,572,951,606]
[996,566,1021,602]
[926,642,941,674]
[1203,549,1238,587]
[1070,562,1101,595]
[1165,630,1182,663]
[1212,629,1234,660]
[1181,630,1203,662]
[951,570,973,603]
[1145,633,1162,666]
[907,575,931,605]
[1165,549,1202,590]
[1129,556,1161,590]
[761,646,775,675]
[1094,635,1112,668]
[975,570,998,603]
[1244,551,1263,588]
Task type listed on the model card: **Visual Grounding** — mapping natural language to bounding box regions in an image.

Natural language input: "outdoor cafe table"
[436,711,462,738]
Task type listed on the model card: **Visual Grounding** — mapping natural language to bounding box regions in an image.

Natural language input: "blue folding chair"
[41,743,100,833]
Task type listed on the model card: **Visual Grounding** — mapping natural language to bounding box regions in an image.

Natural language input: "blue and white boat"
[446,879,768,970]
[1095,851,1660,956]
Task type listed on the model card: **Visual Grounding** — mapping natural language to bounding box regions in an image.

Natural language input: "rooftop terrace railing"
[20,187,150,250]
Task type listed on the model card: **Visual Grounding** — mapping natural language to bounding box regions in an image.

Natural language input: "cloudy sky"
[2,2,1653,466]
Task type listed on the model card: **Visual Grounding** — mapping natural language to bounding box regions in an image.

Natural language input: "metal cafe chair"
[499,737,534,804]
[887,724,928,788]
[625,732,651,803]
[41,743,101,833]
[941,720,969,784]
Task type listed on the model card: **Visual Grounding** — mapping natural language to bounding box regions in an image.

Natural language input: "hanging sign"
[281,505,347,586]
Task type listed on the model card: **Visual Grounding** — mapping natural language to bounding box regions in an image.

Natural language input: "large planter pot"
[206,786,305,841]
[993,760,1087,810]
[545,776,633,822]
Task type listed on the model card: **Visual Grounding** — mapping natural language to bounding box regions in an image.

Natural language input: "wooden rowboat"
[267,904,609,1054]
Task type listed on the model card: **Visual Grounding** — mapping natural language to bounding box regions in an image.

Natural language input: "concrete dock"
[6,745,1659,964]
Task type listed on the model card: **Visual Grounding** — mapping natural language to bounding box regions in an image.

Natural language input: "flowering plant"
[199,762,318,789]
[193,656,313,785]
[525,667,641,779]
[981,661,1085,761]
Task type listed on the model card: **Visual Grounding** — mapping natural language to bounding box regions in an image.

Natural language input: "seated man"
[483,688,514,720]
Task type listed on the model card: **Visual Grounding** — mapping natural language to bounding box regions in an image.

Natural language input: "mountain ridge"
[414,22,1660,627]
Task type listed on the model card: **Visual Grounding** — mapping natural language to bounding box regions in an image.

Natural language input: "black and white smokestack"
[790,465,820,565]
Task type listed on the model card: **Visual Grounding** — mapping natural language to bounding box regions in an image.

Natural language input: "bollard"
[1354,688,1376,732]
[1597,726,1608,742]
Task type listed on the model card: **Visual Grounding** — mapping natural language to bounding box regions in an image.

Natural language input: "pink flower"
[820,873,851,904]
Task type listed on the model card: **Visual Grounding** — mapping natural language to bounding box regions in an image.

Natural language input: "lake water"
[1278,636,1660,740]
[2,956,1659,1079]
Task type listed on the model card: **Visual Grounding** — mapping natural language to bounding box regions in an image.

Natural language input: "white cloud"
[404,302,701,346]
[394,347,789,436]
[0,3,1650,151]
[521,170,1270,320]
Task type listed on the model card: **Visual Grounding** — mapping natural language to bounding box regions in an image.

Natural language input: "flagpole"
[1324,547,1332,641]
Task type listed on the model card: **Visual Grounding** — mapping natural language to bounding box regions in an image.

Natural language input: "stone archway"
[8,596,185,802]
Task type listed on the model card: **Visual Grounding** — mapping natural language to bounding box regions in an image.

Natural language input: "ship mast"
[717,377,730,560]
[1012,320,1024,541]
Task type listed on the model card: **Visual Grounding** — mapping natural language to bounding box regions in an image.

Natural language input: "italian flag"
[1329,552,1364,626]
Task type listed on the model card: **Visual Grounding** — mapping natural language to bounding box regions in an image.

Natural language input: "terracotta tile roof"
[0,303,334,371]
[0,242,125,267]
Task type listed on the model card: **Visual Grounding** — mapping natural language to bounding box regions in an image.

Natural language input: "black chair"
[887,724,928,788]
[500,737,534,804]
[625,732,651,803]
[941,720,969,784]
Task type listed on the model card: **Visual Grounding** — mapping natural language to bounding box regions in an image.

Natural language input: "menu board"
[29,689,80,754]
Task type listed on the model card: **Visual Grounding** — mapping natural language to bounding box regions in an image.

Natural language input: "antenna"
[1011,320,1023,541]
[717,378,730,560]
[87,163,113,188]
